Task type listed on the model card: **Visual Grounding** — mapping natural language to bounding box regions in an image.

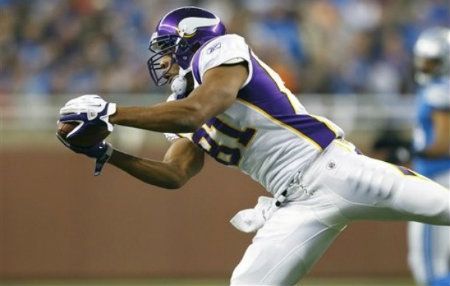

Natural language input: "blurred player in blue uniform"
[408,27,450,286]
[57,7,450,285]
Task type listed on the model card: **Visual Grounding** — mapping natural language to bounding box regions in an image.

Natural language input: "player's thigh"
[345,170,450,223]
[315,153,450,224]
[230,204,346,285]
[392,173,450,224]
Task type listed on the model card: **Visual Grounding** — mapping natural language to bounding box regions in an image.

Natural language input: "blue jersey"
[413,77,450,177]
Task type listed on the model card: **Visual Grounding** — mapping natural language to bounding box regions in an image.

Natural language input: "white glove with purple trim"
[59,94,116,138]
[58,94,116,176]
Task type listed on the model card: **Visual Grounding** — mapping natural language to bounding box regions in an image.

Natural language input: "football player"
[57,7,450,285]
[408,27,450,286]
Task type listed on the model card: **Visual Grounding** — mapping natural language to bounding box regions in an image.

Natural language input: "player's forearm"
[109,99,206,133]
[108,150,188,189]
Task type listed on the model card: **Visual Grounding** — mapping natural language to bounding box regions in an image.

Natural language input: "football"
[57,121,110,147]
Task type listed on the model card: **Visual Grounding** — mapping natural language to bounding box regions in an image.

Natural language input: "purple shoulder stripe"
[237,54,336,149]
[238,55,296,115]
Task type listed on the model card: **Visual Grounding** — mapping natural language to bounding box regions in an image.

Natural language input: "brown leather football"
[57,121,110,147]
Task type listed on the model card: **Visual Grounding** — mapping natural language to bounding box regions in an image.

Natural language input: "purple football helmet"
[147,6,226,86]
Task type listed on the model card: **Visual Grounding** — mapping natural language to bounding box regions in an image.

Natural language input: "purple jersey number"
[192,117,256,166]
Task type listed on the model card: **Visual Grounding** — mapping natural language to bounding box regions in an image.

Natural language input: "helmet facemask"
[147,34,192,86]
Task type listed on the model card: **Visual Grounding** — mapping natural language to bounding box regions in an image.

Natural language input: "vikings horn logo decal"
[177,17,220,37]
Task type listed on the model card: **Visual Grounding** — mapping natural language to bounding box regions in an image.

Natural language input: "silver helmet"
[414,27,450,82]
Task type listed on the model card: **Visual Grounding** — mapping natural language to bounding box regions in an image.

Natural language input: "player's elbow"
[181,104,209,131]
[142,177,185,190]
[182,87,236,131]
[162,168,191,190]
[183,113,205,132]
[163,176,187,190]
[137,170,188,190]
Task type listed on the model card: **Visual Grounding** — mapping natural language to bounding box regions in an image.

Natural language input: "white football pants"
[230,139,450,286]
[408,169,450,286]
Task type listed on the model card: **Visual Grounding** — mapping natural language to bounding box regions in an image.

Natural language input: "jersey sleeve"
[191,34,252,86]
[424,82,450,111]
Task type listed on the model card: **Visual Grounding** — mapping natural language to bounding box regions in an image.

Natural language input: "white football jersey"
[166,34,344,195]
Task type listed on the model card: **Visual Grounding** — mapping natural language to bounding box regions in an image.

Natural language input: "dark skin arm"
[108,138,205,189]
[109,63,249,133]
[107,63,248,188]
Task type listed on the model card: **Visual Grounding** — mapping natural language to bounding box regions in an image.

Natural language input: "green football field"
[0,278,416,286]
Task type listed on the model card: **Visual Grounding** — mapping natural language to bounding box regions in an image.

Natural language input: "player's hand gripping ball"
[57,94,115,147]
[57,121,110,147]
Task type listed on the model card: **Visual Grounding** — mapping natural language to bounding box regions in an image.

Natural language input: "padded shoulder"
[190,34,252,85]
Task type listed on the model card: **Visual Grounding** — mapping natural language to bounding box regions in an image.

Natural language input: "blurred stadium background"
[1,0,449,285]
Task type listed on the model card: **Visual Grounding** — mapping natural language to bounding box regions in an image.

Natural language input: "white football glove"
[59,95,117,137]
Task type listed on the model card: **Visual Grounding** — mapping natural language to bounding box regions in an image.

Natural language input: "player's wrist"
[100,102,117,131]
[108,106,121,125]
